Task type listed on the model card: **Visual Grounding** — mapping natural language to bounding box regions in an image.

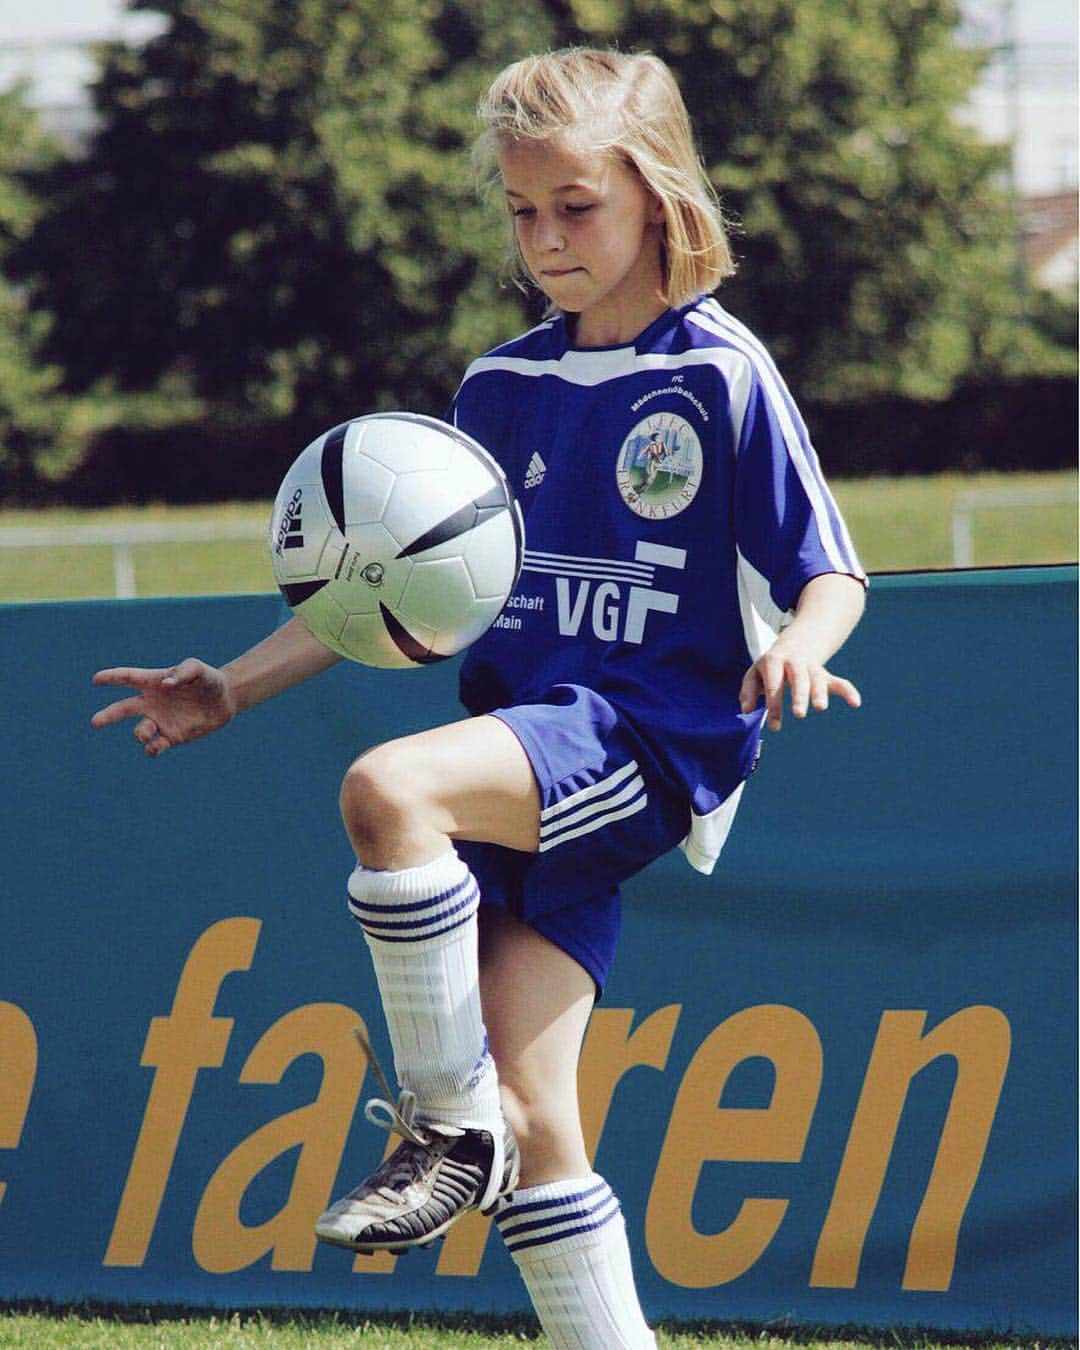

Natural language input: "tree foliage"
[18,0,548,438]
[0,84,96,491]
[7,0,1074,498]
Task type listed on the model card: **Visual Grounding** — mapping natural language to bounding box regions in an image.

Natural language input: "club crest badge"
[615,413,703,519]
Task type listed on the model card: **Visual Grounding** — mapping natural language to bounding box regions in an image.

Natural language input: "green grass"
[0,501,275,604]
[0,470,1074,604]
[830,470,1076,574]
[0,1304,1069,1349]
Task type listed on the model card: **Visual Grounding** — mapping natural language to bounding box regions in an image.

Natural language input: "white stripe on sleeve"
[690,301,864,579]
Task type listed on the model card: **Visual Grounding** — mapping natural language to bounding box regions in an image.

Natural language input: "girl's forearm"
[223,617,342,714]
[776,572,866,664]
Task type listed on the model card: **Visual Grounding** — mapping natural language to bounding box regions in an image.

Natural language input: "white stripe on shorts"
[538,761,648,852]
[541,773,645,840]
[540,759,640,824]
[538,794,648,851]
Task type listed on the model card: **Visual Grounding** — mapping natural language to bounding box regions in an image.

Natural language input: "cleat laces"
[349,1025,465,1203]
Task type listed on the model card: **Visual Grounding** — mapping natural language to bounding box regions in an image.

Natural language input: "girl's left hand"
[739,642,862,733]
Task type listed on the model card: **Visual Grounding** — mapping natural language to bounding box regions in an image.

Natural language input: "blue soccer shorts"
[456,683,687,994]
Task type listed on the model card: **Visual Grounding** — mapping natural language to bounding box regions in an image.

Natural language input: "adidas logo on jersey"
[275,488,305,553]
[524,453,547,489]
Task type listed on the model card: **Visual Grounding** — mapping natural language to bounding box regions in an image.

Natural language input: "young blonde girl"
[94,48,865,1349]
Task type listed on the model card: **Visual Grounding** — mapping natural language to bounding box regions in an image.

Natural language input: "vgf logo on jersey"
[518,541,688,646]
[616,411,703,520]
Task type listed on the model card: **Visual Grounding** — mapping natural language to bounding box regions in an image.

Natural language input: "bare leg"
[479,906,593,1185]
[480,909,656,1349]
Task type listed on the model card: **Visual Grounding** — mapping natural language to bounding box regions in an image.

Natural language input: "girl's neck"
[569,290,669,348]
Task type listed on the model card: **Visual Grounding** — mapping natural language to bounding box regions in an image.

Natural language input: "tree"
[0,84,91,494]
[16,0,548,488]
[13,0,1072,500]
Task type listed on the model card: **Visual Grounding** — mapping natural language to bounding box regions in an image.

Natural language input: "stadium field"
[0,1305,1070,1348]
[0,470,1075,604]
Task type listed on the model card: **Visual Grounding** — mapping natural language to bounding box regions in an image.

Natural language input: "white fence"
[1,486,1074,599]
[0,521,268,599]
[949,485,1076,568]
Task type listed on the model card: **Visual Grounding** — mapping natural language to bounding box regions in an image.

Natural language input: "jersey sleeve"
[447,364,526,487]
[445,380,466,433]
[447,368,503,463]
[446,359,483,435]
[733,368,865,616]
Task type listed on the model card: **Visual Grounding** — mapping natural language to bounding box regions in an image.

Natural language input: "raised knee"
[340,744,417,859]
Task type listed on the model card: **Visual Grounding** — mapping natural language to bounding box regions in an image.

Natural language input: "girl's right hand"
[91,658,236,757]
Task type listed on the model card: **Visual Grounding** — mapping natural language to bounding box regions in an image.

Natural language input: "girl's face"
[498,135,666,348]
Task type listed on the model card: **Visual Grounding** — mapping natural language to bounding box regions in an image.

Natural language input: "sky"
[0,0,1076,192]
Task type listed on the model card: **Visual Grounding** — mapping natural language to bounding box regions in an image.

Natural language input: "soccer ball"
[269,413,523,668]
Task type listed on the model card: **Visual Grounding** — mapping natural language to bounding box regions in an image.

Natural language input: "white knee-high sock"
[495,1174,657,1350]
[347,849,501,1133]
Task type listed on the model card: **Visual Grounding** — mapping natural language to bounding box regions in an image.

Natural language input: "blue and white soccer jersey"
[451,296,865,988]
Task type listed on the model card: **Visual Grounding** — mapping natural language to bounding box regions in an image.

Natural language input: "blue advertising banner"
[1,567,1076,1335]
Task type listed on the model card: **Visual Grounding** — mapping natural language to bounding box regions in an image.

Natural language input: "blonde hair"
[474,47,734,307]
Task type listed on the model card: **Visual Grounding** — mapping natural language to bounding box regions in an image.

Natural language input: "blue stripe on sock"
[500,1200,621,1254]
[496,1193,620,1243]
[353,906,477,944]
[496,1178,609,1224]
[347,874,473,916]
[349,882,478,934]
